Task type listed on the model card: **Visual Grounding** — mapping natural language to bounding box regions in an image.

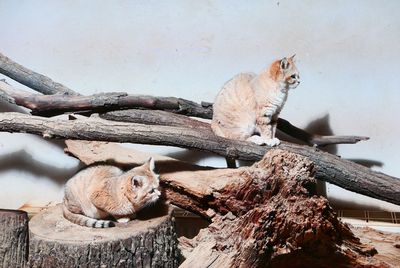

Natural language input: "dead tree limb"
[0,81,369,146]
[101,109,369,146]
[0,50,369,146]
[0,112,399,206]
[64,141,388,267]
[0,52,79,96]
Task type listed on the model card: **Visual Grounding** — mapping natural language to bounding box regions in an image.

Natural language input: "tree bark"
[28,204,179,267]
[63,141,389,267]
[101,109,369,146]
[0,80,368,146]
[0,52,79,96]
[0,209,29,268]
[0,112,399,206]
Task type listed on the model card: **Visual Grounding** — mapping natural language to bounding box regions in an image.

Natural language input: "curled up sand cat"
[211,55,300,146]
[63,157,161,228]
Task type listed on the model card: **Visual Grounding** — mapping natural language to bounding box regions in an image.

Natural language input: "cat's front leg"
[256,115,280,147]
[269,120,280,146]
[116,217,130,223]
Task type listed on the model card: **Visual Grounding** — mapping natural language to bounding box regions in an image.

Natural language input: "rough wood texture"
[351,227,400,267]
[0,52,78,95]
[0,209,29,268]
[0,79,368,146]
[171,150,387,267]
[28,204,179,267]
[1,112,399,206]
[101,109,369,146]
[63,142,389,267]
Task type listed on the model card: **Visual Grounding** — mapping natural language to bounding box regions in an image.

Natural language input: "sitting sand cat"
[211,55,300,146]
[63,157,161,228]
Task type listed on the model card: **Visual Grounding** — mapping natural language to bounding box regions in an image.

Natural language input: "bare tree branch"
[0,80,369,146]
[0,52,369,146]
[0,52,79,96]
[101,109,370,146]
[0,112,398,206]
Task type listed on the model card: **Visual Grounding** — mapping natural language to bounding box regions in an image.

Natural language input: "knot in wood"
[43,130,54,139]
[226,147,238,159]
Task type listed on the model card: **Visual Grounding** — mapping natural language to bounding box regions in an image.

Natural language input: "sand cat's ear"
[280,57,290,70]
[145,157,155,172]
[289,54,296,62]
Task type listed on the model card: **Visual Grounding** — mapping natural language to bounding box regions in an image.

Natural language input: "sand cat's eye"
[149,188,155,194]
[290,74,297,79]
[132,176,145,187]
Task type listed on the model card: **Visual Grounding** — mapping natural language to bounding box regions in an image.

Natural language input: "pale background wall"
[0,0,399,211]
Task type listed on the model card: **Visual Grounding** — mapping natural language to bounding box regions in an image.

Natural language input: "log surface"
[64,142,390,267]
[28,204,179,268]
[0,112,399,206]
[0,209,29,268]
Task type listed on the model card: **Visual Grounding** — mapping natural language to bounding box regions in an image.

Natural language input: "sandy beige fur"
[211,56,300,146]
[63,157,160,228]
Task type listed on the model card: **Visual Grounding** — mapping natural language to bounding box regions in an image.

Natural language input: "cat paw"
[117,217,130,223]
[247,135,265,145]
[264,138,280,147]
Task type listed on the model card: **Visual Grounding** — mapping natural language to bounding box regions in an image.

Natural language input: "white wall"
[0,0,399,211]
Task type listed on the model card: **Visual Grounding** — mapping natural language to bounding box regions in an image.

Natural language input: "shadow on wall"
[303,114,337,154]
[166,149,217,167]
[0,100,83,185]
[0,149,81,186]
[301,113,382,168]
[280,113,384,199]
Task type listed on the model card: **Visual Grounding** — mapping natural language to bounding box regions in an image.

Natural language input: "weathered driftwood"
[0,52,78,96]
[0,209,29,268]
[0,78,368,147]
[0,112,399,206]
[64,141,389,267]
[28,204,179,267]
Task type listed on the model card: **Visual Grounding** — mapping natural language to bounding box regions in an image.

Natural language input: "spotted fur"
[211,56,300,146]
[63,157,160,228]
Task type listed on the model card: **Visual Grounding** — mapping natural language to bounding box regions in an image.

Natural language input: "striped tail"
[62,205,115,228]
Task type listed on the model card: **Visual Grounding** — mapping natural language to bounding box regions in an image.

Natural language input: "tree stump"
[28,203,179,267]
[0,209,29,268]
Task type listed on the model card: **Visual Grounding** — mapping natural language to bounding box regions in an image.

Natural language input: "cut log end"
[28,203,180,267]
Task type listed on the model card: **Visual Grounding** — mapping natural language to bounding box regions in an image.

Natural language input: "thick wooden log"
[0,80,368,146]
[0,112,399,206]
[28,204,179,267]
[0,209,29,268]
[0,52,79,96]
[63,142,389,267]
[174,150,384,267]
